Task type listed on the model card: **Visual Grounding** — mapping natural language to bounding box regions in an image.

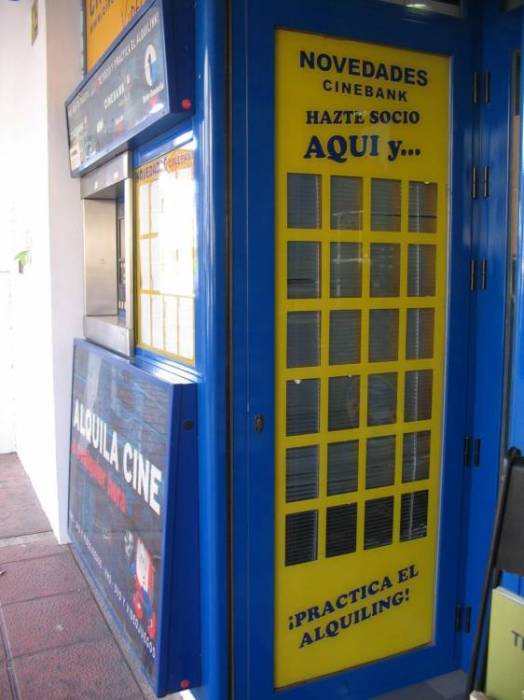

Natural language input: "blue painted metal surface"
[231,1,474,697]
[458,0,522,669]
[68,339,200,696]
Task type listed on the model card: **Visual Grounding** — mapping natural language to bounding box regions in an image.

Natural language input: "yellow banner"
[85,0,147,70]
[275,29,449,687]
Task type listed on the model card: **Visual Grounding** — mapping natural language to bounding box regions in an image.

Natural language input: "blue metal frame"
[457,0,523,667]
[231,1,475,698]
[503,8,524,600]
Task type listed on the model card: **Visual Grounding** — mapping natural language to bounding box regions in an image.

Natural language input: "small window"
[365,497,394,550]
[287,312,321,368]
[330,310,361,365]
[327,440,359,495]
[406,308,435,359]
[285,510,318,565]
[287,241,321,299]
[328,376,360,431]
[287,174,321,229]
[400,491,429,542]
[286,446,319,502]
[369,309,399,362]
[368,373,397,426]
[366,435,396,489]
[286,379,320,435]
[370,244,400,297]
[330,242,363,298]
[331,176,363,230]
[403,431,431,483]
[326,504,357,557]
[409,181,437,233]
[371,178,401,231]
[405,370,433,422]
[408,245,436,297]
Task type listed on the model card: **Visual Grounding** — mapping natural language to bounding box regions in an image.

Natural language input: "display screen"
[68,340,172,684]
[135,142,197,365]
[67,2,169,175]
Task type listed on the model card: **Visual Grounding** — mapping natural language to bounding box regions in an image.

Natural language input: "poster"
[85,0,147,70]
[68,340,172,683]
[274,30,449,686]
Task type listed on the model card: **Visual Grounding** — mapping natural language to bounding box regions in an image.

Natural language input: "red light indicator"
[180,679,190,690]
[181,98,192,110]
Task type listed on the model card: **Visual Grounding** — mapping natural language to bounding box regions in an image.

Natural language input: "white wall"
[0,0,84,542]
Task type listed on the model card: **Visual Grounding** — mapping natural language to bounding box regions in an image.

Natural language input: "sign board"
[486,587,524,699]
[85,0,148,71]
[68,339,200,694]
[274,29,449,687]
[66,0,194,176]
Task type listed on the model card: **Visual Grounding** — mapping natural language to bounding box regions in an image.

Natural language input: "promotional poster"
[69,340,172,683]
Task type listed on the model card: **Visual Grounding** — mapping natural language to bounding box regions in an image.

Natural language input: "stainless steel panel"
[83,316,133,356]
[81,152,131,199]
[83,199,117,316]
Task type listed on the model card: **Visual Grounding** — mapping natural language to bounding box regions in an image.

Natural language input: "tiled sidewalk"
[0,453,145,700]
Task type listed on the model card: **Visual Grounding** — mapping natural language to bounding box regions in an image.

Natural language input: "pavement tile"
[0,664,13,699]
[0,552,86,605]
[0,457,51,538]
[12,637,143,700]
[0,536,64,565]
[2,589,111,658]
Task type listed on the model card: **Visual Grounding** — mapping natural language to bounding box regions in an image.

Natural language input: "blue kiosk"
[66,0,524,698]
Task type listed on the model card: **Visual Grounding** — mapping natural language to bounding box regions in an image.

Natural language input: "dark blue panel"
[68,339,200,696]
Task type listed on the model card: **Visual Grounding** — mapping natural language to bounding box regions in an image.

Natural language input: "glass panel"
[406,308,435,360]
[287,312,321,368]
[364,497,394,550]
[286,446,319,502]
[287,241,321,299]
[328,376,360,431]
[408,245,436,297]
[368,373,397,426]
[371,178,401,231]
[326,504,357,557]
[366,435,396,489]
[400,490,429,541]
[370,243,400,297]
[409,181,437,233]
[327,440,359,495]
[331,176,363,230]
[330,242,362,298]
[402,431,431,483]
[330,310,361,365]
[285,510,318,565]
[369,309,399,362]
[287,173,321,229]
[405,370,433,422]
[286,379,320,435]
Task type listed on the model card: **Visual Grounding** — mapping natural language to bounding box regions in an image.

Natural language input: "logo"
[144,44,158,88]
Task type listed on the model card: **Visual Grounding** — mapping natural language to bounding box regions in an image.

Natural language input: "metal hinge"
[464,437,472,466]
[473,438,481,467]
[456,605,472,633]
[469,259,477,291]
[482,166,490,198]
[473,71,491,104]
[471,166,478,199]
[473,71,479,104]
[480,259,487,291]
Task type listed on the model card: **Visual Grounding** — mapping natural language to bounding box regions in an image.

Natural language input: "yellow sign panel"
[135,145,197,365]
[275,30,449,687]
[85,0,147,70]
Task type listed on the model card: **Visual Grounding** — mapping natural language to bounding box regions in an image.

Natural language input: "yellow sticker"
[85,0,147,70]
[274,29,449,688]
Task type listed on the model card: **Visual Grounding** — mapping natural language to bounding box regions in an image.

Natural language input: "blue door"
[232,1,475,698]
